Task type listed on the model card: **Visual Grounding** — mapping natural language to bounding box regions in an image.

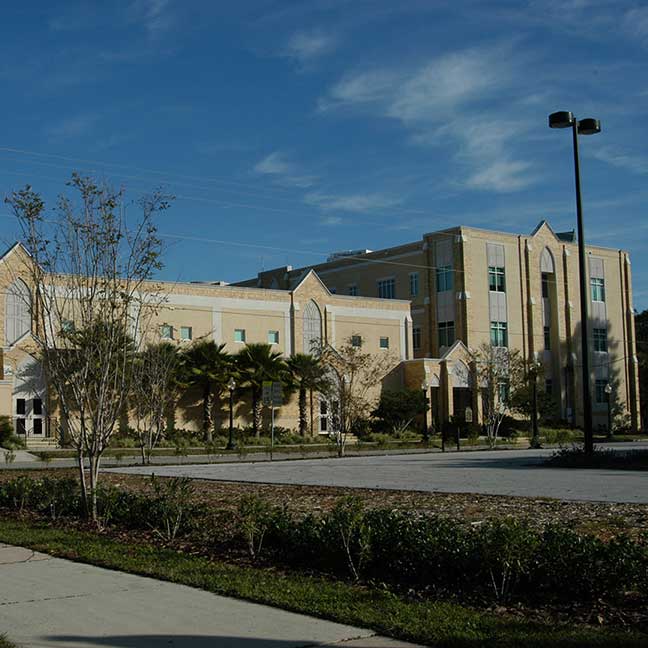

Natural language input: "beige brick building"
[237,220,642,433]
[0,244,412,446]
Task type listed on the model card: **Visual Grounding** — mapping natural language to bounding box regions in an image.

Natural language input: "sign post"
[263,381,283,459]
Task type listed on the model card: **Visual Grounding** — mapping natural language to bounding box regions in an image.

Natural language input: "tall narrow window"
[591,277,605,302]
[544,326,551,350]
[490,321,508,348]
[33,398,42,415]
[593,328,608,352]
[488,266,505,292]
[16,399,26,415]
[436,266,453,292]
[541,273,551,298]
[438,321,455,348]
[409,272,419,297]
[377,278,395,299]
[5,279,31,346]
[348,284,358,296]
[412,326,421,350]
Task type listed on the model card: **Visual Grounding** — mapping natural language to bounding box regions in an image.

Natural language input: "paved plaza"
[109,443,648,503]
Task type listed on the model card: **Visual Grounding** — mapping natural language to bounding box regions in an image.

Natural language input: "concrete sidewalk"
[0,544,422,648]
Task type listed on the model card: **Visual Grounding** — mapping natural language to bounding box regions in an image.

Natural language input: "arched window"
[303,300,322,355]
[5,279,31,346]
[540,247,555,274]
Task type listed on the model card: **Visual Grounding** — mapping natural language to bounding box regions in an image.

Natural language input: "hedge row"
[1,476,646,605]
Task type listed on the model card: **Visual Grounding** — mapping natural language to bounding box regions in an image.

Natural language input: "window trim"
[436,265,453,292]
[234,328,246,343]
[377,277,396,300]
[438,321,455,349]
[490,321,508,348]
[408,272,419,297]
[179,326,192,342]
[379,336,390,349]
[267,330,280,345]
[488,266,506,293]
[351,334,362,348]
[160,323,173,340]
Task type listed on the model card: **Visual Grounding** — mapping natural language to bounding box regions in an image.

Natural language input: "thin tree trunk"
[77,448,89,519]
[299,386,307,436]
[309,389,314,437]
[88,452,100,523]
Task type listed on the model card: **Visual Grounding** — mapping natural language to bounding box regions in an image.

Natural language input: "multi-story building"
[0,243,412,446]
[237,220,642,433]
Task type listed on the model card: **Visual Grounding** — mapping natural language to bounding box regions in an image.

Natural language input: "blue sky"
[1,1,647,309]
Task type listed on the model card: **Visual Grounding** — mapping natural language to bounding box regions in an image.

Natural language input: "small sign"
[465,406,473,423]
[262,381,273,405]
[271,381,283,406]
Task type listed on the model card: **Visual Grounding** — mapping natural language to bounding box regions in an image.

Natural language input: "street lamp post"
[548,111,601,455]
[421,379,430,443]
[605,382,613,441]
[226,377,236,450]
[529,361,542,449]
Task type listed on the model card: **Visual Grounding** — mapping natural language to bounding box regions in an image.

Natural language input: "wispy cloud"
[320,216,343,226]
[46,113,101,142]
[624,6,648,46]
[593,146,648,175]
[129,0,175,39]
[318,43,536,193]
[254,151,316,188]
[305,191,402,213]
[285,29,338,65]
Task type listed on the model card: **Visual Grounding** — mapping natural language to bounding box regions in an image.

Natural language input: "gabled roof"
[290,268,331,296]
[440,339,471,361]
[0,241,32,266]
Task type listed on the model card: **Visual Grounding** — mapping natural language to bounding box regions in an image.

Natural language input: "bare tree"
[6,174,170,520]
[321,336,396,457]
[472,343,525,448]
[131,341,180,465]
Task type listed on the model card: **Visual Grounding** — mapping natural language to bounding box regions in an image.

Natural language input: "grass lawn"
[0,517,646,647]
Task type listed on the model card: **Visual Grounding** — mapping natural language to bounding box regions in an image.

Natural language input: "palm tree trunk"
[203,382,213,442]
[252,388,262,437]
[299,386,307,436]
[309,388,314,437]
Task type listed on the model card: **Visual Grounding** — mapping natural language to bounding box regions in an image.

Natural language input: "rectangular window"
[234,329,246,343]
[409,272,419,297]
[348,284,358,296]
[412,326,421,350]
[544,326,551,350]
[379,336,389,349]
[32,419,43,435]
[377,278,395,299]
[351,335,362,348]
[180,326,192,341]
[545,379,553,396]
[436,265,453,292]
[16,418,26,435]
[490,321,508,348]
[16,399,26,415]
[267,330,279,344]
[542,273,550,299]
[593,327,608,352]
[438,321,455,348]
[33,398,42,415]
[160,324,173,339]
[595,379,609,404]
[591,277,605,302]
[488,266,505,292]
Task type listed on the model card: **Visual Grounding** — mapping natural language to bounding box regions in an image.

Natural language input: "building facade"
[237,221,642,433]
[0,244,412,446]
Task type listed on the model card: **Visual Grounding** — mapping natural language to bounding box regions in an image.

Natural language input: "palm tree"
[287,353,330,436]
[179,340,232,442]
[236,343,287,437]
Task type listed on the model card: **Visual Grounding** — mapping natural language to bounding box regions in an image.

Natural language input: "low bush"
[1,476,646,606]
[544,446,648,470]
[0,416,24,450]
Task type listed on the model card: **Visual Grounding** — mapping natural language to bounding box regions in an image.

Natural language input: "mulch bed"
[2,468,647,540]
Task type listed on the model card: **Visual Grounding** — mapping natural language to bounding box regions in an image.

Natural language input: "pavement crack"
[0,587,133,607]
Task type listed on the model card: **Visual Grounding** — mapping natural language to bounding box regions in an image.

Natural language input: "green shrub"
[0,416,24,450]
[237,494,273,559]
